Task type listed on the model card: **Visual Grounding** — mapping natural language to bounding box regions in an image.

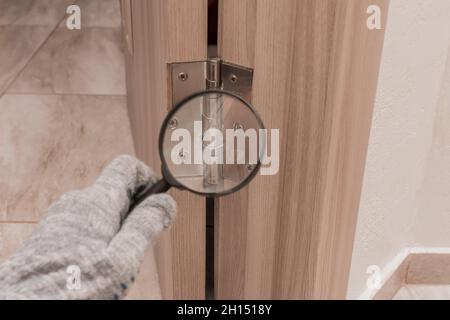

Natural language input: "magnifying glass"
[131,89,265,208]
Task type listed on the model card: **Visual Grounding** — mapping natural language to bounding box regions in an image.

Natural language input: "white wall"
[347,0,450,299]
[413,46,450,247]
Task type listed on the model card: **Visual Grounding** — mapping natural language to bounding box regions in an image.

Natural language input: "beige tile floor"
[8,27,126,95]
[0,26,52,94]
[0,0,74,26]
[0,0,161,299]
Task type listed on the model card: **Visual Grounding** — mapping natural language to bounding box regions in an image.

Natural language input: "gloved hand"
[0,155,176,300]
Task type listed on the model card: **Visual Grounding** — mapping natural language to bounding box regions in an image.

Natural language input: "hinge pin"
[203,59,224,186]
[206,58,221,89]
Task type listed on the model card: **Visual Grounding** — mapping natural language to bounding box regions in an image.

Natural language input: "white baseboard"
[358,247,450,300]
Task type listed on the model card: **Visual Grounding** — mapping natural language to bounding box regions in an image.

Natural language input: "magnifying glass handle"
[130,179,171,211]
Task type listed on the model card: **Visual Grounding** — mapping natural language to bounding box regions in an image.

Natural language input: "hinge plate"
[169,59,253,107]
[220,61,253,102]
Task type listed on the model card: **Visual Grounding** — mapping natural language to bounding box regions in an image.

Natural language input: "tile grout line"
[0,221,38,224]
[0,2,128,226]
[52,25,123,30]
[1,0,125,99]
[4,92,127,98]
[0,10,73,225]
[0,11,71,98]
[0,0,97,98]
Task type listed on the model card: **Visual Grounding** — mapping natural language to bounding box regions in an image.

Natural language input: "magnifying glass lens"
[161,91,264,196]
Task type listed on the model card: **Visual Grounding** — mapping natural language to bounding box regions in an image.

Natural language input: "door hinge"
[169,58,253,107]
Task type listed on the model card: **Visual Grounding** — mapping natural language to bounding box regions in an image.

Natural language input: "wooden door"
[124,0,388,300]
[122,0,208,299]
[215,0,389,299]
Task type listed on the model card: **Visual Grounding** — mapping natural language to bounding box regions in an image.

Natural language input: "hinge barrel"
[206,58,221,89]
[203,58,224,186]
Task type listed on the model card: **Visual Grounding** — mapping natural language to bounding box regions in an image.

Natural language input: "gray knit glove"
[0,155,176,300]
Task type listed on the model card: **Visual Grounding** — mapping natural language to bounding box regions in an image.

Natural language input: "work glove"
[0,155,176,300]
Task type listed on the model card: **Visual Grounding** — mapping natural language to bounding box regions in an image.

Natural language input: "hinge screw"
[178,72,189,81]
[233,122,244,131]
[168,118,178,129]
[179,150,190,160]
[229,74,238,84]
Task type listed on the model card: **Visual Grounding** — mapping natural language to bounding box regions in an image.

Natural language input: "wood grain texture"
[217,0,388,299]
[120,0,133,55]
[406,254,450,285]
[218,0,256,68]
[123,0,207,299]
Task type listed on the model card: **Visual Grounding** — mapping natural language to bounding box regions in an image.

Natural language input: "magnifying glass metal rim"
[158,89,266,198]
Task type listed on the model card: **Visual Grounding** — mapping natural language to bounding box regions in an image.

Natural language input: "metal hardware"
[179,150,189,160]
[206,58,221,89]
[171,61,206,107]
[178,72,188,81]
[168,118,178,130]
[170,59,253,106]
[168,59,254,185]
[233,122,244,131]
[203,58,222,185]
[221,61,253,102]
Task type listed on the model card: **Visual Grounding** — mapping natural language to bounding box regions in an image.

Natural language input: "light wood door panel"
[124,0,388,300]
[123,0,207,299]
[216,0,389,299]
